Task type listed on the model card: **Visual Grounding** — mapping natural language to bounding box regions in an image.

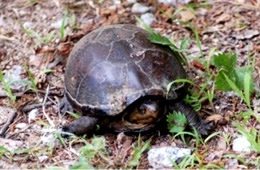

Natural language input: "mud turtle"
[62,24,211,136]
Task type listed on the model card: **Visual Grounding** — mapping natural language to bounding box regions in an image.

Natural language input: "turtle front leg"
[59,97,99,136]
[62,116,99,136]
[171,100,212,136]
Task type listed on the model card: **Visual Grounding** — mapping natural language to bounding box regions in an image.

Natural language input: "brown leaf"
[191,60,205,71]
[57,42,74,56]
[35,46,55,55]
[216,13,231,23]
[206,114,223,123]
[179,10,195,22]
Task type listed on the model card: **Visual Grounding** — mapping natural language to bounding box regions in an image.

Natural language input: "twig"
[0,111,18,137]
[42,85,55,127]
[22,102,52,113]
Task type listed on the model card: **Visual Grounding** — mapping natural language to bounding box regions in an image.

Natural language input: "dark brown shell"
[65,24,186,116]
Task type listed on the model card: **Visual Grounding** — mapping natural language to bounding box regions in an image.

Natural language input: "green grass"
[0,70,16,102]
[128,135,151,167]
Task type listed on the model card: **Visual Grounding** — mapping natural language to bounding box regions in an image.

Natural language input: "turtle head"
[127,100,160,124]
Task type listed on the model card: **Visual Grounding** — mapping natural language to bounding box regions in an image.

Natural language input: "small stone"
[148,146,191,168]
[127,0,136,4]
[140,13,156,26]
[4,65,25,90]
[51,18,67,29]
[16,123,27,129]
[0,17,5,26]
[232,136,252,153]
[28,109,39,123]
[38,155,48,162]
[157,0,191,6]
[131,3,150,13]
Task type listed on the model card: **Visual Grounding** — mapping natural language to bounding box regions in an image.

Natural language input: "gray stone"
[232,136,252,153]
[4,65,25,90]
[131,3,150,13]
[140,13,156,26]
[127,0,136,4]
[148,146,191,168]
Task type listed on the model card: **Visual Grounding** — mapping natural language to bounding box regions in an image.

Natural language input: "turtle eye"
[138,105,146,115]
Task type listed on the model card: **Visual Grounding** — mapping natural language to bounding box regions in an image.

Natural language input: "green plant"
[129,135,151,167]
[167,111,188,133]
[0,146,10,158]
[70,156,94,169]
[23,64,38,92]
[70,136,109,169]
[234,122,260,152]
[0,70,16,102]
[213,52,254,92]
[136,16,187,65]
[60,10,68,39]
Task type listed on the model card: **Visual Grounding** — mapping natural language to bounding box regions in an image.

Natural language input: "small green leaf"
[0,146,10,158]
[67,111,81,119]
[235,66,254,92]
[213,52,237,71]
[60,10,68,39]
[167,111,188,133]
[13,148,30,154]
[70,156,94,170]
[129,136,150,167]
[215,70,236,91]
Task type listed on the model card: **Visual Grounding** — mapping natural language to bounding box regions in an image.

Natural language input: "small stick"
[0,111,18,137]
[42,85,55,127]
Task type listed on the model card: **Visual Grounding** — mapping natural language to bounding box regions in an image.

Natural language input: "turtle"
[61,24,212,136]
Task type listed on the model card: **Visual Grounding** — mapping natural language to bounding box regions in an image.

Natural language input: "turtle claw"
[196,120,213,136]
[59,97,73,115]
[62,116,98,136]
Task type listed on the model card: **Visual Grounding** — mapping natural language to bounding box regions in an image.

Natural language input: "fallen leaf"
[35,46,55,55]
[191,60,205,71]
[57,41,74,56]
[179,10,195,22]
[206,114,223,123]
[234,30,260,40]
[216,13,231,23]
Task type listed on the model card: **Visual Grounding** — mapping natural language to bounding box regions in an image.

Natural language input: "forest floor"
[0,0,259,169]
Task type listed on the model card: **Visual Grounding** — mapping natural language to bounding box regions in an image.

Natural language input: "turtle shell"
[65,24,186,117]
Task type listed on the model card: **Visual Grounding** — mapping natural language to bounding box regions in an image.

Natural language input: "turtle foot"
[171,100,213,136]
[59,97,73,115]
[62,116,99,137]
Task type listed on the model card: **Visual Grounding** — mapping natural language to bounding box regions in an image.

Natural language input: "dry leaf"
[216,13,231,23]
[179,10,195,22]
[191,60,205,71]
[206,114,223,123]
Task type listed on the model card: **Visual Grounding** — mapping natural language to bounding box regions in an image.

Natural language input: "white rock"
[140,13,156,26]
[51,18,67,29]
[38,155,48,162]
[232,136,252,153]
[148,146,191,168]
[0,17,5,26]
[41,134,54,145]
[158,0,176,5]
[16,123,27,129]
[28,109,39,123]
[157,0,191,6]
[131,3,150,13]
[4,65,25,90]
[23,21,34,29]
[127,0,136,4]
[113,0,121,5]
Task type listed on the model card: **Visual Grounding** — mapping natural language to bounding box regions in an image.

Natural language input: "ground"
[0,0,259,169]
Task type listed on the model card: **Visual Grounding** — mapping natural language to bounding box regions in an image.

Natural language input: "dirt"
[0,0,259,169]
